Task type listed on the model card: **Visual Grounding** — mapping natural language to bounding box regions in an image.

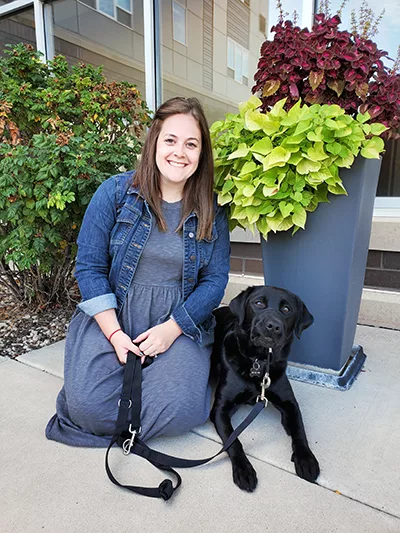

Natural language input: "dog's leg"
[268,375,320,483]
[211,391,258,492]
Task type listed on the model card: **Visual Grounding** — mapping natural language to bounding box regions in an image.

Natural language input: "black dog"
[210,285,320,492]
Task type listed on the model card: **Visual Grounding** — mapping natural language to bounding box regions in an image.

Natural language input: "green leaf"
[283,133,306,145]
[356,111,371,124]
[217,192,233,205]
[263,185,279,197]
[288,152,303,165]
[262,147,291,171]
[292,205,307,229]
[325,119,340,130]
[307,143,329,161]
[362,123,371,135]
[268,213,284,232]
[222,179,235,194]
[334,127,352,138]
[370,123,388,136]
[256,217,270,237]
[326,142,343,156]
[277,217,293,231]
[307,130,322,142]
[245,206,260,224]
[280,100,302,126]
[336,152,355,168]
[238,95,262,116]
[243,185,256,197]
[279,201,293,218]
[327,182,348,195]
[294,120,312,136]
[210,120,224,134]
[293,191,303,202]
[239,161,257,176]
[294,177,306,191]
[269,98,287,117]
[250,137,273,155]
[227,143,249,160]
[296,158,322,174]
[360,136,385,159]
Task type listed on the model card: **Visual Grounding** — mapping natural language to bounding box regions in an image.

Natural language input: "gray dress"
[46,199,213,447]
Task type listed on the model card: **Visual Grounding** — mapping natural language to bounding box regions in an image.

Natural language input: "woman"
[46,97,230,447]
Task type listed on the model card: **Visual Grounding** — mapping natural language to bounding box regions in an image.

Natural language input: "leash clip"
[257,372,271,406]
[123,425,138,455]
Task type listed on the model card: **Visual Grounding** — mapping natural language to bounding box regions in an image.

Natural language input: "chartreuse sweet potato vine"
[211,96,386,238]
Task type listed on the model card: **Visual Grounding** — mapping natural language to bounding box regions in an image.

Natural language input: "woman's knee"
[64,383,119,436]
[142,383,211,439]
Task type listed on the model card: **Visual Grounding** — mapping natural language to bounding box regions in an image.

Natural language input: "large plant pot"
[261,157,382,389]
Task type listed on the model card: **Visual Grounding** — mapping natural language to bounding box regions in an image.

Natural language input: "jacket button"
[188,278,194,283]
[188,232,195,238]
[189,255,195,261]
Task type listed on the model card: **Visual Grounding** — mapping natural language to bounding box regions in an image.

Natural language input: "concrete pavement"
[1,324,399,533]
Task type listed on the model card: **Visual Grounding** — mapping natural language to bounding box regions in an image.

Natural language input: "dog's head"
[229,285,313,360]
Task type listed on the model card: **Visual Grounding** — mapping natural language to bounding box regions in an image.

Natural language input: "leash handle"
[105,352,266,499]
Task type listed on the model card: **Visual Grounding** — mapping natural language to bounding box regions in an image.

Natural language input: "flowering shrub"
[252,14,399,139]
[0,43,151,308]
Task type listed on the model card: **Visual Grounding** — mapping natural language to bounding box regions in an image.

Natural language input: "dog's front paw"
[291,446,320,482]
[232,457,258,492]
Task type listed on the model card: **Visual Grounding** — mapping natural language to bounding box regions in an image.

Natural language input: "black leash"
[105,351,268,501]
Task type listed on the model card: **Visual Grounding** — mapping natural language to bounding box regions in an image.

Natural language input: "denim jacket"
[74,171,230,345]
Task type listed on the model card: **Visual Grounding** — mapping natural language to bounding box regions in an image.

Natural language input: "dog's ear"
[229,286,254,326]
[294,298,314,339]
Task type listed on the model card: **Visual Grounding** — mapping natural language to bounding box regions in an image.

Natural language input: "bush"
[0,43,151,308]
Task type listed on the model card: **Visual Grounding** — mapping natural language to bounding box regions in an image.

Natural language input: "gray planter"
[261,157,382,389]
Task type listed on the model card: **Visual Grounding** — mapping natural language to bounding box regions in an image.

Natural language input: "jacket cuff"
[171,305,201,344]
[77,293,118,317]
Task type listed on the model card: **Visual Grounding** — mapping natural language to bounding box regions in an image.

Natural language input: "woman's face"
[155,113,202,196]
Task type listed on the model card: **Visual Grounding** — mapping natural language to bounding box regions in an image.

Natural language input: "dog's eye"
[281,305,291,314]
[254,300,266,308]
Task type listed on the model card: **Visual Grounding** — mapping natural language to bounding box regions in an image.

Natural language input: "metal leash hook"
[257,372,271,406]
[123,424,137,455]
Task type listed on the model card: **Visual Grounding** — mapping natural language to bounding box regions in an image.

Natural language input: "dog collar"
[249,347,272,378]
[250,348,272,405]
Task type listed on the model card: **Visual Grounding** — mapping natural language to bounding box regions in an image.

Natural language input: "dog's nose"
[265,319,282,335]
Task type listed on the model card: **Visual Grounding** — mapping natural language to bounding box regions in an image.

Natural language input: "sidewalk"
[1,324,399,533]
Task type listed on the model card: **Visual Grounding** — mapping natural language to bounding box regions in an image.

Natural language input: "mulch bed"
[0,290,75,359]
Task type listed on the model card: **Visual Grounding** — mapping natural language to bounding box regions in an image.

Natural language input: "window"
[173,1,186,45]
[97,0,132,27]
[259,14,266,34]
[227,38,249,85]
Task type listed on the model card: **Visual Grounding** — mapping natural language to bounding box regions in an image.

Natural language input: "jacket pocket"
[110,206,140,246]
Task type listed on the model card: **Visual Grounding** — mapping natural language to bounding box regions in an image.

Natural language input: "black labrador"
[210,285,320,492]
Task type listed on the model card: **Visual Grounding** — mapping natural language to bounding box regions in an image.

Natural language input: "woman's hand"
[132,319,183,357]
[109,330,144,365]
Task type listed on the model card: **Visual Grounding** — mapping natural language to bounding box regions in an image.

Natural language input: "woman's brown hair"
[133,97,214,240]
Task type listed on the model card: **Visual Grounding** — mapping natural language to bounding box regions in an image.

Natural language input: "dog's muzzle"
[250,315,285,350]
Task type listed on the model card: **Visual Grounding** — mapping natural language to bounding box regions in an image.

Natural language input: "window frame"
[227,38,249,86]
